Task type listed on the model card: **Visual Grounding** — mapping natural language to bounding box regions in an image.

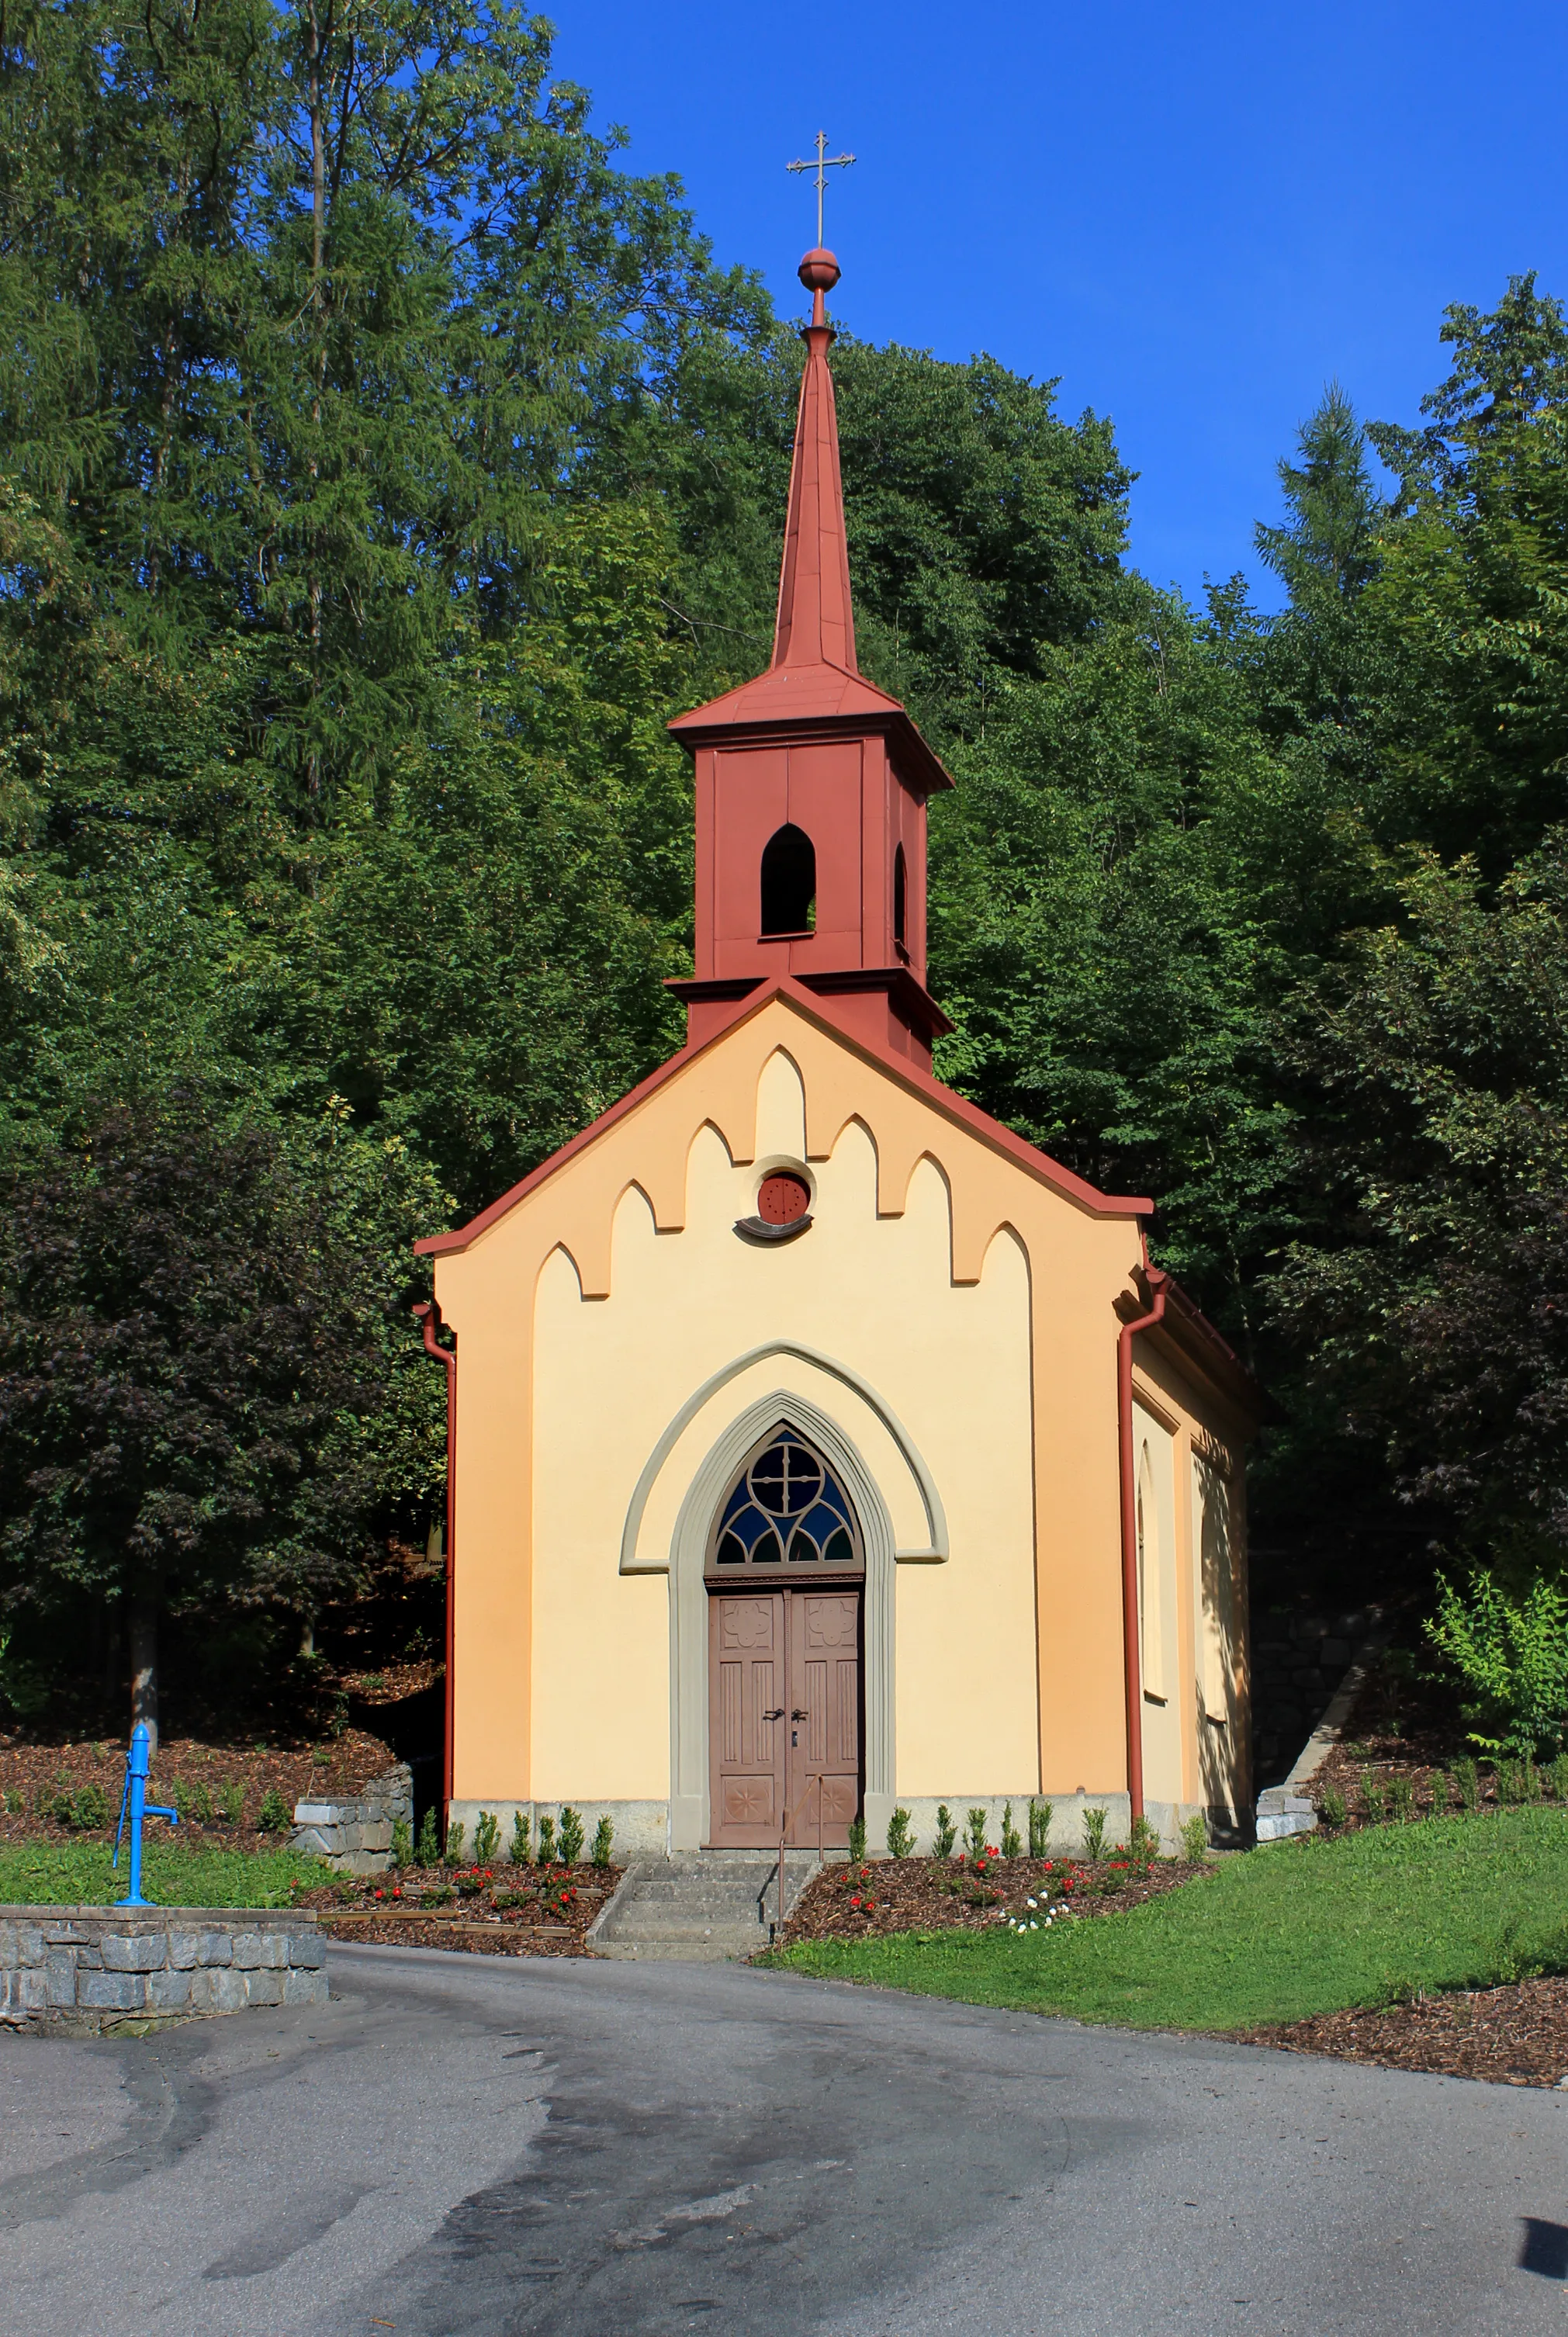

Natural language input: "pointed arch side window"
[760,823,816,936]
[708,1425,863,1571]
[893,841,908,948]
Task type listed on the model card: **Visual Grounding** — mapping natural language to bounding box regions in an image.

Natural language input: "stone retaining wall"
[292,1762,413,1873]
[0,1907,327,2031]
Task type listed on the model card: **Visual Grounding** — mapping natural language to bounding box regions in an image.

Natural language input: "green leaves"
[1427,1571,1568,1758]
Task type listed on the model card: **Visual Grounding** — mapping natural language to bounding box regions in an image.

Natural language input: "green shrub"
[220,1780,244,1826]
[591,1815,614,1868]
[424,1880,454,1906]
[1388,1776,1416,1823]
[846,1816,867,1864]
[1181,1810,1210,1859]
[933,1804,957,1858]
[1082,1806,1108,1861]
[1426,1570,1568,1757]
[1129,1813,1160,1861]
[444,1818,466,1864]
[964,1808,989,1863]
[77,1782,109,1830]
[472,1810,501,1865]
[2,1788,22,1816]
[1360,1771,1390,1823]
[257,1787,291,1833]
[1028,1799,1052,1858]
[417,1809,439,1865]
[391,1818,413,1870]
[1318,1786,1348,1830]
[535,1814,555,1865]
[558,1807,584,1866]
[886,1808,915,1859]
[1549,1756,1568,1804]
[1499,1757,1542,1806]
[511,1809,531,1866]
[1000,1802,1022,1860]
[1449,1757,1481,1812]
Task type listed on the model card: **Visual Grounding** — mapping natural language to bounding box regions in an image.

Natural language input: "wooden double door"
[707,1582,862,1848]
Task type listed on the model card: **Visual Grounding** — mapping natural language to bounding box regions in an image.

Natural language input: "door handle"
[791,1709,808,1719]
[763,1709,784,1722]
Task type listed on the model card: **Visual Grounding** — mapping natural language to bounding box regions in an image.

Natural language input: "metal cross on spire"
[787,130,855,247]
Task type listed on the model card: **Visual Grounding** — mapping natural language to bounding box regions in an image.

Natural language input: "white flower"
[1026,1897,1038,1909]
[1029,1920,1039,1930]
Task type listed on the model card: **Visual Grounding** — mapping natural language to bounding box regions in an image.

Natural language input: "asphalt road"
[2,1940,1566,2335]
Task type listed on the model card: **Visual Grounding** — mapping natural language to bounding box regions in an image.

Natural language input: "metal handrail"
[772,1771,826,1940]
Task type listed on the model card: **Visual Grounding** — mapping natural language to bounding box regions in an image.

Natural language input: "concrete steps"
[590,1851,824,1962]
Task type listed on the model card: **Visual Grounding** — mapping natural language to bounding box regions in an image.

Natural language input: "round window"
[757,1171,811,1225]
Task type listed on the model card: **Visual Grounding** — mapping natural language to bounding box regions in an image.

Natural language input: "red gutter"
[414,1300,456,1823]
[1116,1265,1168,1823]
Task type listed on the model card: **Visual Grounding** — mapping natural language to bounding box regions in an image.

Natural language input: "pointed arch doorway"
[705,1424,864,1848]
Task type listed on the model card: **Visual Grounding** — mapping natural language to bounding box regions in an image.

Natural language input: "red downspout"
[1116,1261,1168,1823]
[414,1300,456,1823]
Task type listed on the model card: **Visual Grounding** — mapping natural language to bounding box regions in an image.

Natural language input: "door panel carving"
[708,1592,784,1845]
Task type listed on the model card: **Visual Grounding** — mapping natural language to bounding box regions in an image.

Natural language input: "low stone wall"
[0,1907,327,2031]
[292,1762,413,1873]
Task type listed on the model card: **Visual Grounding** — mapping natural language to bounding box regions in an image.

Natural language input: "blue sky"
[547,0,1568,611]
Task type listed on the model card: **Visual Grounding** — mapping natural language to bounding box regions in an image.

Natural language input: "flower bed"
[0,1729,399,1848]
[290,1860,623,1957]
[776,1849,1208,1948]
[1247,1975,1568,2088]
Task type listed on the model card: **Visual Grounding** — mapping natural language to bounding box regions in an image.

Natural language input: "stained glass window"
[708,1428,861,1570]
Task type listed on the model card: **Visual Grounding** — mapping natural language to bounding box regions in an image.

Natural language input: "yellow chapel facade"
[417,246,1260,1860]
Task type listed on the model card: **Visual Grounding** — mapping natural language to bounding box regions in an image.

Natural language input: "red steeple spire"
[666,241,954,1071]
[771,249,857,674]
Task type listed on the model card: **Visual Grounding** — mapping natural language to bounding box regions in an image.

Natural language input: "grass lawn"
[0,1839,333,1909]
[771,1809,1568,2031]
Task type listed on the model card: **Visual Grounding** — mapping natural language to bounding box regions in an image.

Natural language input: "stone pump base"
[0,1908,327,2033]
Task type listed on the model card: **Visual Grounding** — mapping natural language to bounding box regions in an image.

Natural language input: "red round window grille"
[756,1172,811,1225]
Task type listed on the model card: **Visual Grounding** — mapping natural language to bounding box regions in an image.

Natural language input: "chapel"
[415,242,1262,1860]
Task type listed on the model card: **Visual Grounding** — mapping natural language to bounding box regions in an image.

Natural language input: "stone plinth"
[292,1763,413,1873]
[0,1907,327,2031]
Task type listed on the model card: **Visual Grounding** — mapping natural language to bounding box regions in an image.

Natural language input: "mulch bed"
[1244,1977,1568,2089]
[777,1851,1211,1945]
[294,1861,624,1957]
[0,1726,400,1850]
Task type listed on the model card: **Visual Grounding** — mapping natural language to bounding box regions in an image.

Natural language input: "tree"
[0,1095,438,1741]
[1266,834,1568,1581]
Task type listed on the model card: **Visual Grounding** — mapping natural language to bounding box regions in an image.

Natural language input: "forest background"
[4,0,1567,1746]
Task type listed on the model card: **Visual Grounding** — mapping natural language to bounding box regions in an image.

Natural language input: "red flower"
[373,1889,384,1900]
[850,1896,862,1907]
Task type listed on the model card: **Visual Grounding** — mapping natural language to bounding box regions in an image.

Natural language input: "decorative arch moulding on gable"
[414,978,1153,1264]
[618,1339,949,1575]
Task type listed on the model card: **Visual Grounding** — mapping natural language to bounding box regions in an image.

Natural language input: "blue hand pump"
[112,1722,178,1907]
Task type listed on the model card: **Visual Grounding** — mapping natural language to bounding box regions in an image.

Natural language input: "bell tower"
[667,245,952,1068]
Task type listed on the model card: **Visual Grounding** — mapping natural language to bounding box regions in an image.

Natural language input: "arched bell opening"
[760,822,816,937]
